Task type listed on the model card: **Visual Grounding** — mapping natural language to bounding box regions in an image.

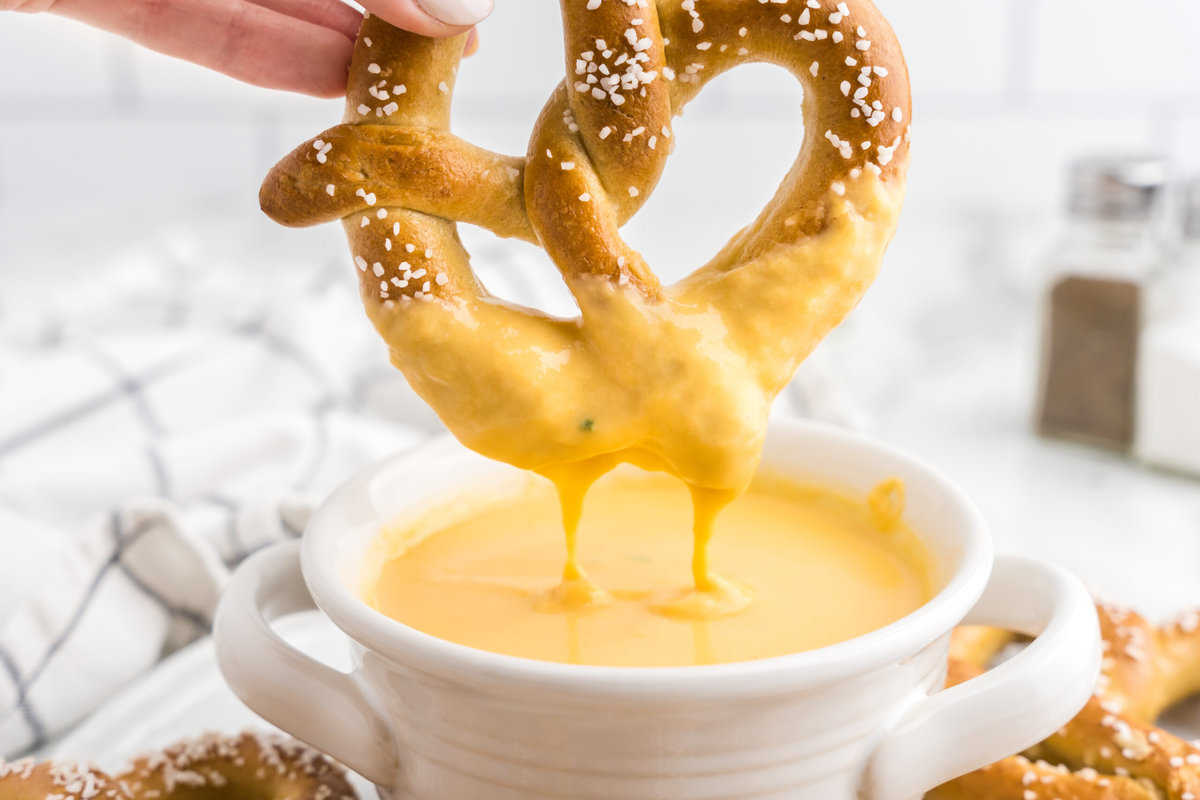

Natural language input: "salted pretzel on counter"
[0,731,356,800]
[929,605,1200,800]
[260,0,912,492]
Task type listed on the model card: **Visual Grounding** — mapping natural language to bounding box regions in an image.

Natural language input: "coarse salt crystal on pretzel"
[260,0,911,588]
[0,731,356,800]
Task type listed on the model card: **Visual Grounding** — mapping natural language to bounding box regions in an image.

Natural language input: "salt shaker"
[1136,177,1200,476]
[1035,155,1168,451]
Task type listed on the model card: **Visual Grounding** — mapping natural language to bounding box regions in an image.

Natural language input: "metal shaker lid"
[1067,155,1168,221]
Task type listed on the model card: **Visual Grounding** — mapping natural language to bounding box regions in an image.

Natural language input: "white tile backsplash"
[453,2,564,117]
[905,113,1157,218]
[878,0,1014,96]
[0,118,263,267]
[0,13,124,103]
[1,0,1198,265]
[1031,0,1200,97]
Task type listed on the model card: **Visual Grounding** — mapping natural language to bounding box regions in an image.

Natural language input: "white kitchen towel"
[0,214,854,758]
[0,215,491,757]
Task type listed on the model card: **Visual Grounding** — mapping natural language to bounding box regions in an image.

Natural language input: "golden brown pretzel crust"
[0,731,356,800]
[0,760,120,800]
[929,605,1200,800]
[261,0,911,301]
[944,625,1018,688]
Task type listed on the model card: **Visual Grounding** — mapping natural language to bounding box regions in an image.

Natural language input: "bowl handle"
[214,541,396,787]
[860,555,1101,800]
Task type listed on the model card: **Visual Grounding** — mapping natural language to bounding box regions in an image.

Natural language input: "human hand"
[4,0,491,97]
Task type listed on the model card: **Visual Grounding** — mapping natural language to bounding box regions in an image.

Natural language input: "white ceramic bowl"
[215,420,1100,800]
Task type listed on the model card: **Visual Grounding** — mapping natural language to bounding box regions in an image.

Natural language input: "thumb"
[360,0,492,35]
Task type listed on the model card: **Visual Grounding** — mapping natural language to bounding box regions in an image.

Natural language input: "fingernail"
[414,0,492,26]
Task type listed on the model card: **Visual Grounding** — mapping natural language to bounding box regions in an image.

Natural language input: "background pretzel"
[261,0,911,491]
[0,731,356,800]
[929,605,1200,799]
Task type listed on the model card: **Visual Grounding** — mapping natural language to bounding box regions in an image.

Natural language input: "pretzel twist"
[0,731,356,800]
[929,605,1200,800]
[261,0,911,489]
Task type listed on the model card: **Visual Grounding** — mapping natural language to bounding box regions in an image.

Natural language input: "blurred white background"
[2,0,1200,760]
[3,0,1199,271]
[2,0,1200,606]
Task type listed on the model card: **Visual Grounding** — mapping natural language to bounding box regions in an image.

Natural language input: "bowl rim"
[302,419,992,701]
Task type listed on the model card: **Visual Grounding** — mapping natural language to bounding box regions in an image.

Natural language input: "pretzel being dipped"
[928,605,1200,800]
[260,0,912,501]
[0,731,356,800]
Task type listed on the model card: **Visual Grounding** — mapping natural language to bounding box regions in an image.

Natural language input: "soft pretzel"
[0,760,120,800]
[0,731,356,800]
[260,0,912,494]
[928,605,1200,800]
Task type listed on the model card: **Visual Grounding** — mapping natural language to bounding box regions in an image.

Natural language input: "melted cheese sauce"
[365,177,906,604]
[364,471,934,667]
